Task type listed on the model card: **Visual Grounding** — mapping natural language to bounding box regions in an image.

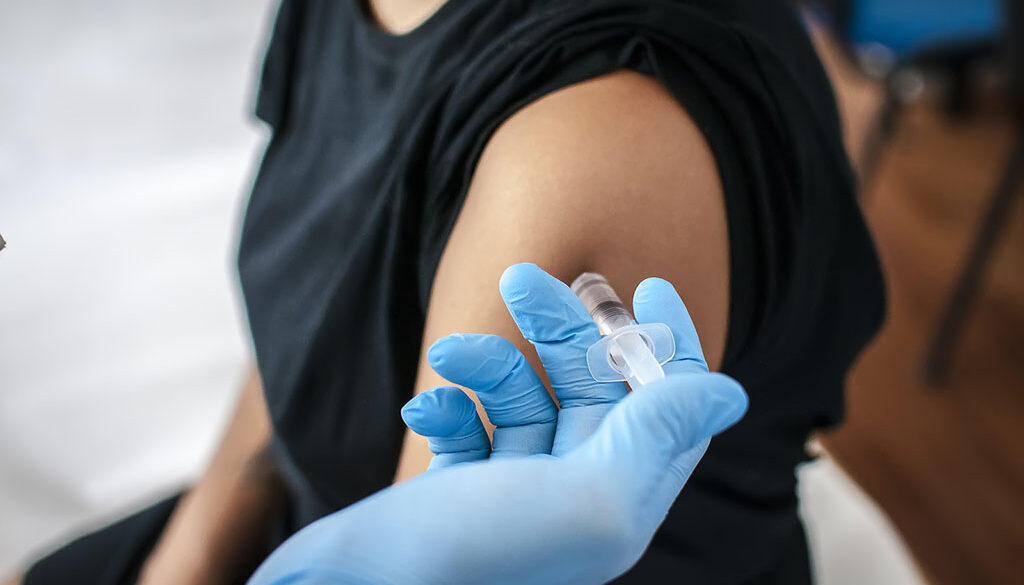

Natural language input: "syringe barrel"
[570,273,635,335]
[572,271,675,389]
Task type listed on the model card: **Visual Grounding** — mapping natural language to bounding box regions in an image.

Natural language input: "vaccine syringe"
[571,273,675,389]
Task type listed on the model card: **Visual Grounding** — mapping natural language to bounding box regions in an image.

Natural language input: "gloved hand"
[248,264,748,585]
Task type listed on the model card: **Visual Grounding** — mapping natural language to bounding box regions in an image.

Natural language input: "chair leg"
[922,134,1024,387]
[857,92,901,196]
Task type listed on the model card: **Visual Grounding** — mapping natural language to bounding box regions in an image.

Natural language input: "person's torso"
[238,0,885,580]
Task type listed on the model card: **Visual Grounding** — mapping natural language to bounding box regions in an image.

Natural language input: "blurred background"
[0,0,269,575]
[0,1,1020,584]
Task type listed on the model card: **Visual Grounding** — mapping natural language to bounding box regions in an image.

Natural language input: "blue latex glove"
[248,264,748,585]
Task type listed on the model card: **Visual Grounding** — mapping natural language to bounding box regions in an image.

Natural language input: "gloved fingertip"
[499,262,544,295]
[401,386,478,437]
[427,334,522,388]
[399,393,432,427]
[632,277,686,319]
[498,264,544,321]
[701,373,748,436]
[632,277,676,305]
[499,263,595,343]
[426,334,463,369]
[631,277,706,372]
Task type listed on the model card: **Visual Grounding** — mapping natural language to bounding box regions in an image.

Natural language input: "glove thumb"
[571,372,748,482]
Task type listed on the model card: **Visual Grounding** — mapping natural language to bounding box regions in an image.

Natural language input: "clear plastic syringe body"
[571,273,667,389]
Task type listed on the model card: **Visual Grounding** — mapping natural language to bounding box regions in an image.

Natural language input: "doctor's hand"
[248,264,747,585]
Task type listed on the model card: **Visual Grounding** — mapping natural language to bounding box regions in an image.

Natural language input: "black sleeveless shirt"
[238,0,885,581]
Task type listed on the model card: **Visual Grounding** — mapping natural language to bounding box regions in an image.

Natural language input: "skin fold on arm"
[394,70,730,481]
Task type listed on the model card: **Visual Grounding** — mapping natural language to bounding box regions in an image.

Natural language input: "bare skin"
[366,0,449,34]
[135,368,283,585]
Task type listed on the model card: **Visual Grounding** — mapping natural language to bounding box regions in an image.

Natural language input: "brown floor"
[818,64,1024,584]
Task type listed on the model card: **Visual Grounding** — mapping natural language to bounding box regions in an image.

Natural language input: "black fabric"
[27,0,884,582]
[238,0,884,582]
[24,494,181,585]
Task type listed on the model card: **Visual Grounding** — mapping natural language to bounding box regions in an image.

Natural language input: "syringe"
[571,273,675,389]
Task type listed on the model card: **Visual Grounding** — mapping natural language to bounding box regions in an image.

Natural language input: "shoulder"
[465,70,723,256]
[448,70,730,366]
[476,69,715,189]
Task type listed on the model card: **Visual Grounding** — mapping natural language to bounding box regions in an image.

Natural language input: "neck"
[366,0,448,34]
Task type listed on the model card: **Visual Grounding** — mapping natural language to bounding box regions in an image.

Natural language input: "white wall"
[0,0,273,573]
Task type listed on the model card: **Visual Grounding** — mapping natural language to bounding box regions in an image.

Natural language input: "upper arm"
[393,70,729,480]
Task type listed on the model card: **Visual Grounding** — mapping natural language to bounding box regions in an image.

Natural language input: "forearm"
[139,368,284,585]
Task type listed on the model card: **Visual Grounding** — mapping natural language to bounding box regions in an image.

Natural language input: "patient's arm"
[138,367,284,585]
[394,70,729,481]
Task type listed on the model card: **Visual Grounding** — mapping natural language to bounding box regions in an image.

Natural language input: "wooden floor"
[821,88,1024,584]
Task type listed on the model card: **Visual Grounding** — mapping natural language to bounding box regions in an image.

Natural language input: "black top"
[238,0,885,581]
